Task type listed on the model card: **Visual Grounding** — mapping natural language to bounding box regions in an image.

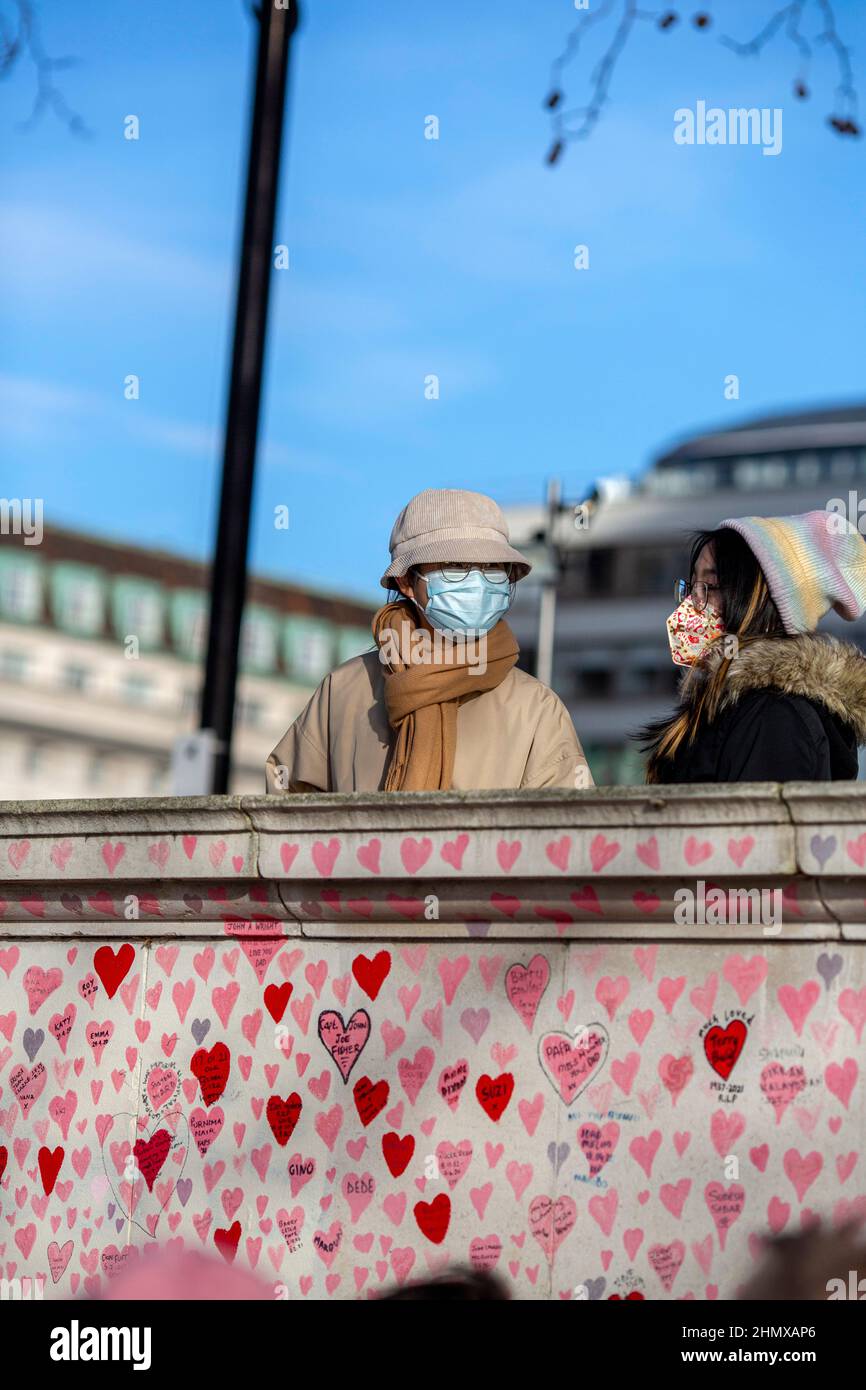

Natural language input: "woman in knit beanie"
[640,511,866,783]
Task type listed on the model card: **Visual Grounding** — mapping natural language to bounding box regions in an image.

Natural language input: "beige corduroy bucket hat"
[380,488,532,589]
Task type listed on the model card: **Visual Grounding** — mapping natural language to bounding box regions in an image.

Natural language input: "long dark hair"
[638,527,786,781]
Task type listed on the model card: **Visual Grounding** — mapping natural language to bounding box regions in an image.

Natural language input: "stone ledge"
[0,785,862,937]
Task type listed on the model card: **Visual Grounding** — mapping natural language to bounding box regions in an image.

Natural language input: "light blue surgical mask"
[413,566,515,634]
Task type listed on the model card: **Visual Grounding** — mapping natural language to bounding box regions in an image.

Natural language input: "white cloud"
[1,202,229,303]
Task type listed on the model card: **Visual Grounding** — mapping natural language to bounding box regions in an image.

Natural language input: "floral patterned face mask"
[666,596,726,666]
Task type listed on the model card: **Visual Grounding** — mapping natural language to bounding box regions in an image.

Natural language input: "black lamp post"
[199,0,300,793]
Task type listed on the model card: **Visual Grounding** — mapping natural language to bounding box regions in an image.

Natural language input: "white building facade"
[0,527,373,799]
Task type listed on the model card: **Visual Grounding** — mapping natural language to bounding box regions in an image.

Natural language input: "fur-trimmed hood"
[681,633,866,744]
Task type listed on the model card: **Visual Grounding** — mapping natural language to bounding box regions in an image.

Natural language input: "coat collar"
[681,633,866,743]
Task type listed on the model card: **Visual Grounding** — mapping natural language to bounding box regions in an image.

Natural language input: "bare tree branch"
[545,0,860,164]
[545,0,662,161]
[815,0,859,133]
[0,0,90,136]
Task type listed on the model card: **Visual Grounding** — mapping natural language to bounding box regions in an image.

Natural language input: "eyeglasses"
[417,564,513,584]
[675,579,719,612]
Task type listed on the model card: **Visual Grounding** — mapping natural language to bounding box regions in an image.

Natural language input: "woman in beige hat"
[266,489,592,793]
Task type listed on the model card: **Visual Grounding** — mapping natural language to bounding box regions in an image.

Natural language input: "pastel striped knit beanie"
[718,510,866,634]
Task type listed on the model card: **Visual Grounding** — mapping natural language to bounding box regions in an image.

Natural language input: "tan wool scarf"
[371,599,519,791]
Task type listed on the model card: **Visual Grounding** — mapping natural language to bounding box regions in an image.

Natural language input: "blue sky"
[2,0,865,604]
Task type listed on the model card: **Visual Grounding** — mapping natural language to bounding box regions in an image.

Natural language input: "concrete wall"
[2,784,866,1299]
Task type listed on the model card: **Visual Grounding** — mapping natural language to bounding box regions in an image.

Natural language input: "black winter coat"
[650,634,866,784]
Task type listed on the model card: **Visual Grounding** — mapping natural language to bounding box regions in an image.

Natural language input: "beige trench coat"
[266,650,593,793]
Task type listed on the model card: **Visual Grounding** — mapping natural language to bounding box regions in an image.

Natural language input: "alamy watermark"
[50,1320,151,1370]
[827,1271,866,1300]
[674,101,782,156]
[377,621,489,675]
[0,497,43,545]
[674,880,782,935]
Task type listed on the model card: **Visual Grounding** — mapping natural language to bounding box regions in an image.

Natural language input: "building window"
[689,463,720,492]
[149,760,169,792]
[0,557,43,624]
[794,452,821,486]
[51,564,105,637]
[88,752,108,786]
[24,740,47,773]
[0,649,28,682]
[240,608,280,675]
[633,549,680,595]
[62,663,89,692]
[733,457,789,490]
[575,669,613,699]
[829,450,858,480]
[236,696,263,728]
[587,549,615,596]
[181,686,200,717]
[123,674,153,705]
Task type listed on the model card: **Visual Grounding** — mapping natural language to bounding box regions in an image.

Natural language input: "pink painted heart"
[660,1179,691,1220]
[659,1053,694,1105]
[10,1061,47,1116]
[50,840,74,872]
[633,944,658,981]
[588,1189,618,1237]
[341,1172,375,1223]
[674,1130,691,1158]
[279,843,299,874]
[504,955,550,1033]
[578,1121,619,1178]
[825,1058,858,1110]
[783,1148,823,1202]
[312,839,341,877]
[400,837,432,874]
[683,836,713,866]
[657,976,686,1014]
[628,1009,653,1046]
[397,1047,434,1105]
[528,1194,576,1262]
[595,975,629,1021]
[722,954,768,1006]
[589,834,620,874]
[629,1130,661,1180]
[356,840,381,874]
[538,1024,609,1105]
[610,1052,639,1095]
[440,834,469,870]
[704,1182,745,1250]
[727,836,754,868]
[760,1063,806,1123]
[778,981,820,1037]
[438,1061,469,1112]
[438,956,470,1006]
[469,1234,503,1272]
[496,840,521,873]
[436,1141,473,1190]
[317,1010,370,1082]
[839,987,866,1043]
[648,1239,685,1292]
[23,966,62,1014]
[689,974,717,1019]
[545,837,571,872]
[636,837,660,872]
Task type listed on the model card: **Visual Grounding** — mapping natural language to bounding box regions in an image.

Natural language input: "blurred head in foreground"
[738,1222,866,1300]
[99,1248,272,1301]
[377,1268,509,1300]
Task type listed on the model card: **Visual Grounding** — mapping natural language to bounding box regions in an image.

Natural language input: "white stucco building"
[0,526,373,799]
